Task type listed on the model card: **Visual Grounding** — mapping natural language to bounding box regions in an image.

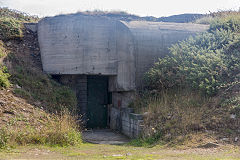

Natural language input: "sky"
[1,0,240,17]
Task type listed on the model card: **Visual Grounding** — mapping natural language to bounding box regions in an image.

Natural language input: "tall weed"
[142,90,210,141]
[0,110,82,149]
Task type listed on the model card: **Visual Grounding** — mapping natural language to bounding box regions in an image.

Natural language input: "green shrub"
[221,95,240,117]
[196,11,240,26]
[0,7,39,40]
[209,14,240,32]
[0,17,23,40]
[13,88,31,99]
[0,7,38,22]
[0,66,10,88]
[45,129,82,146]
[10,64,77,113]
[146,16,240,95]
[195,16,215,24]
[0,41,7,58]
[0,129,9,149]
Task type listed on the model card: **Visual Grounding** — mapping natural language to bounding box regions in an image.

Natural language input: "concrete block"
[130,113,143,120]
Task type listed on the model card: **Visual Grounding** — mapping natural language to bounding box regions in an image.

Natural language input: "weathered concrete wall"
[38,14,135,91]
[112,91,135,108]
[123,21,209,89]
[121,108,143,138]
[110,107,143,138]
[110,107,121,130]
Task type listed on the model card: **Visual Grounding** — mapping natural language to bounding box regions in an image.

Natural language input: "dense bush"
[146,14,240,95]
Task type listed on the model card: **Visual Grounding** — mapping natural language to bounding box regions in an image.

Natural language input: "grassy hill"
[0,8,81,149]
[69,10,203,23]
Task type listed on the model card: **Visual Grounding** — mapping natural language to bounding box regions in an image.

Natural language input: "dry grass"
[132,89,240,147]
[142,90,210,140]
[0,108,82,148]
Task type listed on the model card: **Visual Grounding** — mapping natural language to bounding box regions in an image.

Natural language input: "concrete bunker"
[37,13,208,136]
[38,14,135,129]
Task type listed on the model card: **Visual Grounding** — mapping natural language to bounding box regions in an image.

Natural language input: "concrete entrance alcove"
[53,75,113,129]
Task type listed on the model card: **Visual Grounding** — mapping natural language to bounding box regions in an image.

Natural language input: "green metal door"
[87,76,108,128]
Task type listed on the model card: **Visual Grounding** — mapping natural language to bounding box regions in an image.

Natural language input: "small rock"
[0,100,6,106]
[112,154,123,157]
[126,153,132,156]
[167,114,172,119]
[235,137,238,142]
[143,112,148,115]
[230,114,236,119]
[221,138,230,142]
[16,84,21,89]
[34,101,41,106]
[6,42,12,47]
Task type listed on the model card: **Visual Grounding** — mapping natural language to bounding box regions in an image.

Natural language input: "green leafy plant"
[0,129,9,149]
[0,17,23,40]
[0,7,38,22]
[146,15,240,95]
[0,65,10,88]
